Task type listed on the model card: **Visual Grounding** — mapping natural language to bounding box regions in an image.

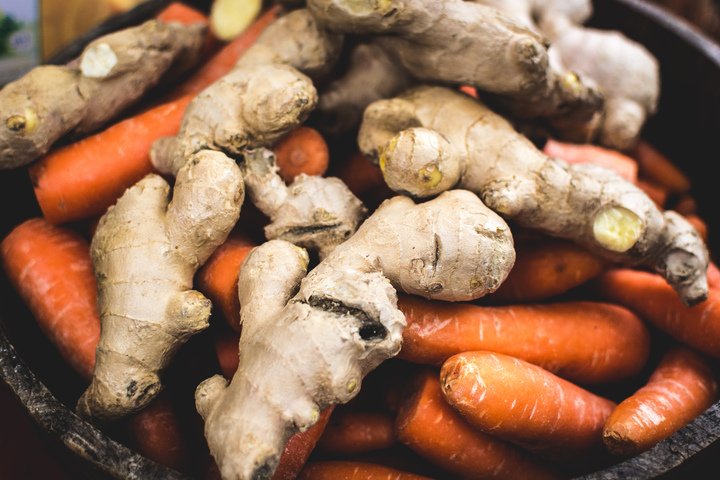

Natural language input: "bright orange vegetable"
[316,411,395,456]
[273,127,330,183]
[632,141,691,194]
[298,461,433,480]
[544,139,639,182]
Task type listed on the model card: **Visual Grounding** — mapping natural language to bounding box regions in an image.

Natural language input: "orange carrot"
[441,351,617,461]
[708,263,720,290]
[491,240,607,303]
[272,407,335,480]
[544,139,639,182]
[636,178,668,208]
[156,2,208,25]
[196,233,256,330]
[459,85,478,98]
[399,296,650,384]
[338,152,386,197]
[127,395,192,473]
[30,96,193,225]
[395,370,559,479]
[273,127,330,183]
[215,331,240,379]
[0,218,99,379]
[171,6,281,98]
[298,461,433,480]
[603,346,719,457]
[316,411,395,456]
[632,141,691,194]
[685,214,708,242]
[595,269,720,358]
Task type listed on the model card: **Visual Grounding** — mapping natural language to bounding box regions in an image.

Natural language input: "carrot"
[398,296,650,385]
[603,346,719,457]
[126,395,192,473]
[395,370,559,479]
[490,240,607,303]
[196,233,256,331]
[30,96,193,225]
[685,214,708,242]
[632,141,691,194]
[543,139,639,183]
[441,351,617,461]
[272,407,335,480]
[594,269,720,358]
[459,85,479,98]
[0,218,99,379]
[316,411,396,456]
[156,2,209,25]
[338,152,387,197]
[298,461,433,480]
[708,263,720,290]
[215,331,240,379]
[673,194,697,215]
[170,5,281,98]
[273,127,330,183]
[636,178,668,208]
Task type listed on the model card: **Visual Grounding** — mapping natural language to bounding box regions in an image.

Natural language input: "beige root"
[307,0,603,142]
[196,190,515,480]
[77,151,243,421]
[242,148,367,259]
[359,86,708,306]
[0,19,205,169]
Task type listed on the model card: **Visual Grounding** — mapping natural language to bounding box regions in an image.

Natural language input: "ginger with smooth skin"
[77,151,243,421]
[196,190,515,480]
[307,0,603,141]
[0,19,205,169]
[242,148,367,259]
[359,86,708,306]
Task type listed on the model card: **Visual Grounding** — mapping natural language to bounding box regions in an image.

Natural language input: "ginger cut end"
[211,0,263,41]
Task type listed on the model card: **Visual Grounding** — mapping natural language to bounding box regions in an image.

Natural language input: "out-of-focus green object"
[0,1,41,86]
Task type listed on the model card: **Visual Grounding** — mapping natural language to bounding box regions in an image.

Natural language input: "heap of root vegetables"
[1,2,718,479]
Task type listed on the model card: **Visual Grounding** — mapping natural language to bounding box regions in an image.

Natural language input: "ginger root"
[359,86,708,306]
[0,19,205,169]
[242,148,367,259]
[77,151,244,421]
[196,190,515,480]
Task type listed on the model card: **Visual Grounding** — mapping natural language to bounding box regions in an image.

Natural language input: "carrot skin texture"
[632,141,691,194]
[491,240,607,303]
[603,347,719,457]
[30,96,193,225]
[316,411,396,456]
[273,127,330,183]
[196,233,256,330]
[298,461,433,480]
[441,351,616,460]
[707,263,720,290]
[272,407,335,480]
[215,331,240,379]
[0,218,99,379]
[544,139,639,182]
[338,152,386,197]
[395,370,560,480]
[399,296,650,385]
[595,269,720,357]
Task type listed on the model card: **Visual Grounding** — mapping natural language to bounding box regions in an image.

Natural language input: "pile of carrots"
[1,3,719,480]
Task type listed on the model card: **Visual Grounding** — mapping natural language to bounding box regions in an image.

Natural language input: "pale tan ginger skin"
[359,86,709,306]
[306,0,603,142]
[196,190,515,480]
[77,151,244,422]
[472,0,592,33]
[0,19,205,169]
[317,42,413,134]
[242,148,367,259]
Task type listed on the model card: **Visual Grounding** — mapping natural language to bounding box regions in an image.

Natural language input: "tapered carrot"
[273,127,330,183]
[272,407,335,480]
[127,395,192,473]
[196,233,256,330]
[0,218,99,379]
[441,351,617,461]
[595,269,720,357]
[685,214,708,242]
[298,461,433,480]
[632,141,691,194]
[215,331,240,379]
[491,240,607,303]
[156,2,209,25]
[399,296,650,385]
[603,347,719,457]
[316,411,395,456]
[395,370,560,479]
[544,139,639,182]
[30,96,193,225]
[636,179,668,208]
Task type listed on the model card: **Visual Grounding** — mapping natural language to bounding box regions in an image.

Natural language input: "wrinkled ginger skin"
[196,190,515,480]
[307,0,602,138]
[241,148,367,259]
[77,151,243,422]
[359,86,708,305]
[0,19,205,169]
[151,64,317,176]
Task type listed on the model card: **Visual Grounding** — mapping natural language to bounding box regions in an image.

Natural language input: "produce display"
[0,1,718,479]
